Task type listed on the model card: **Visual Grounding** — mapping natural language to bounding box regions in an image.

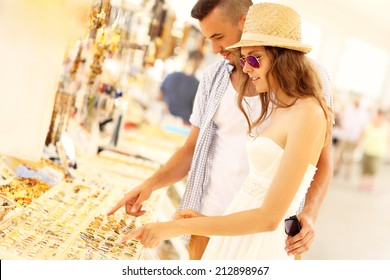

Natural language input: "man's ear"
[238,15,246,30]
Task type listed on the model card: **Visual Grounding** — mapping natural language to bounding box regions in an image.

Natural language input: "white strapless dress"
[201,137,317,260]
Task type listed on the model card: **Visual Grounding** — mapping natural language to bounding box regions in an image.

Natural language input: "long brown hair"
[237,47,333,139]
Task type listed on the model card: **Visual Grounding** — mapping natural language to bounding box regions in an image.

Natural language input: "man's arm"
[285,139,333,256]
[302,140,333,220]
[107,126,200,216]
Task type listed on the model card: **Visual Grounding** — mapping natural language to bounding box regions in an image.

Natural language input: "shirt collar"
[225,61,235,74]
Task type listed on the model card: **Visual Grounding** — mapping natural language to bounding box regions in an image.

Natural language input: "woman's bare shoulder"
[285,97,327,141]
[292,97,324,119]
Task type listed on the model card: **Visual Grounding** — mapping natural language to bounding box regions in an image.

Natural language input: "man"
[158,50,204,124]
[108,0,333,260]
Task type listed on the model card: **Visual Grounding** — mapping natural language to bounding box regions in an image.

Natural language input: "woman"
[122,3,333,259]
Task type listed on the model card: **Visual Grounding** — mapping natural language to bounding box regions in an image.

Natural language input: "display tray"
[0,180,157,260]
[62,213,143,260]
[0,177,51,207]
[75,151,159,182]
[7,157,72,183]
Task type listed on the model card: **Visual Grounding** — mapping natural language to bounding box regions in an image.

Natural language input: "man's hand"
[107,185,152,217]
[285,213,315,256]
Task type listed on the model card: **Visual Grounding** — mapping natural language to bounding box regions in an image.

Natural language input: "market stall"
[0,0,202,260]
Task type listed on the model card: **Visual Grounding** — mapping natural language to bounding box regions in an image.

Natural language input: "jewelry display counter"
[0,146,163,260]
[0,123,189,260]
[0,177,162,260]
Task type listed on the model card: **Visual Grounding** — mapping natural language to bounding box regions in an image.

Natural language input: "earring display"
[0,177,51,207]
[63,213,142,260]
[0,179,158,260]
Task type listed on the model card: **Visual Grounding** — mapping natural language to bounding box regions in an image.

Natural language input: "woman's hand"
[122,209,206,248]
[122,222,181,248]
[173,209,205,220]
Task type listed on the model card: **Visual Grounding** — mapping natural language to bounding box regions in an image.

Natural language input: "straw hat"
[227,3,311,53]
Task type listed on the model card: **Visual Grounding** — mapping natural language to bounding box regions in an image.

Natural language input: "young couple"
[108,1,333,260]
